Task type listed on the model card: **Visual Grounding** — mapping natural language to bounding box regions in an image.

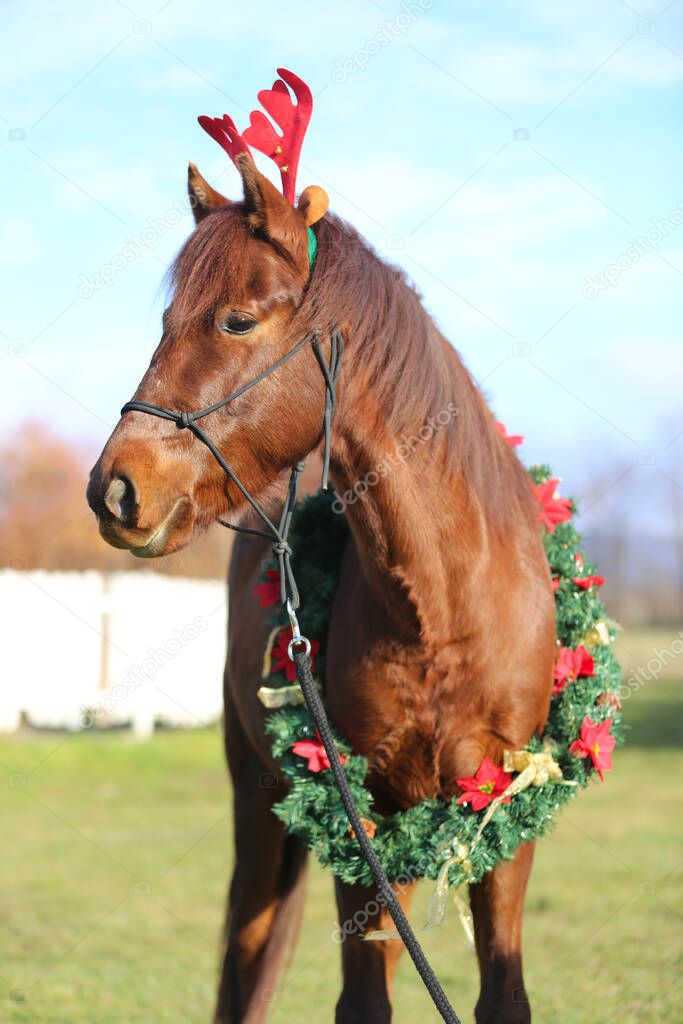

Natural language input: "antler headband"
[198,68,313,205]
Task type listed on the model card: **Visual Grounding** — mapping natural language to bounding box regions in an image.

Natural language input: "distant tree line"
[0,422,232,579]
[0,422,679,626]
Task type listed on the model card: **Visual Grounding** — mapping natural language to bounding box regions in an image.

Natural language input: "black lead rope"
[293,648,461,1024]
[121,325,460,1024]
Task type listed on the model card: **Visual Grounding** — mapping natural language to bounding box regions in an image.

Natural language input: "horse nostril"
[104,476,137,522]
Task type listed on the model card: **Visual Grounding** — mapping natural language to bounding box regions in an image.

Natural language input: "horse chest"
[325,647,470,808]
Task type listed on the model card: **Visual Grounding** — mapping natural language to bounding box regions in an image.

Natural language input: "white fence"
[0,570,228,736]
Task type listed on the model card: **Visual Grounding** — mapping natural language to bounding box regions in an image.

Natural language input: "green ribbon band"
[307,226,318,268]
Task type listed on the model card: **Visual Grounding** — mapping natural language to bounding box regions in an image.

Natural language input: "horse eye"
[220,313,257,336]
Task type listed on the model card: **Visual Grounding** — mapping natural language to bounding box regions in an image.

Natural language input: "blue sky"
[1,0,682,533]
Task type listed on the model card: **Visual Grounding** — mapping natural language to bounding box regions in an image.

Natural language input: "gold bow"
[257,684,304,709]
[502,748,564,785]
[471,747,574,850]
[583,620,611,648]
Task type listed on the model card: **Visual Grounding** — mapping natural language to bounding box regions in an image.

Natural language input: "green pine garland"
[258,464,624,890]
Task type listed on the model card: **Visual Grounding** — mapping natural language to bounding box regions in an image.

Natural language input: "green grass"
[2,628,682,1023]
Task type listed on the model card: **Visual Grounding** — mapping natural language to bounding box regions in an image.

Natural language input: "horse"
[87,153,555,1023]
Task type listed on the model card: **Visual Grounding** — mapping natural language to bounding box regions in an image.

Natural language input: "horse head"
[87,71,330,558]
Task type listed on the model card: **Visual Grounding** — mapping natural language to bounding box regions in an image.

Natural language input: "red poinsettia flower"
[254,569,281,607]
[270,627,319,682]
[292,731,345,773]
[495,421,524,447]
[573,574,606,590]
[553,645,595,694]
[456,757,513,811]
[571,553,605,589]
[551,577,561,593]
[532,478,573,532]
[569,715,615,781]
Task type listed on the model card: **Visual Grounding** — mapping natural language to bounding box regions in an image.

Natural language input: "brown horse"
[87,156,555,1023]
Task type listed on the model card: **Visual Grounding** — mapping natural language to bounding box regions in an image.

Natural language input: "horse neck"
[307,220,532,646]
[328,325,492,648]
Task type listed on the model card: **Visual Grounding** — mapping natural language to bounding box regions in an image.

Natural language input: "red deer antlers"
[198,68,313,205]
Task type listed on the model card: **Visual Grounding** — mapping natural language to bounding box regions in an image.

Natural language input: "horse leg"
[469,841,535,1024]
[214,701,308,1024]
[334,878,417,1024]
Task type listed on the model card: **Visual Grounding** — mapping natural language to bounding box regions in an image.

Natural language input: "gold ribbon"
[261,625,282,679]
[259,624,306,707]
[363,842,475,948]
[257,684,304,709]
[259,620,325,707]
[423,842,475,948]
[365,747,574,946]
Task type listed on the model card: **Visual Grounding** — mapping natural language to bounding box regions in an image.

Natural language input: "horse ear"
[187,162,230,224]
[235,154,308,268]
[297,186,329,226]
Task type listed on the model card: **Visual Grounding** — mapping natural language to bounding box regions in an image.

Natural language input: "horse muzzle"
[87,445,197,557]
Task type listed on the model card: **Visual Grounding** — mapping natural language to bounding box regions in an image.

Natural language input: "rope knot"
[177,411,193,429]
[273,541,292,557]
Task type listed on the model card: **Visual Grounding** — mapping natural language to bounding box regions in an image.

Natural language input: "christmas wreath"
[255,425,624,902]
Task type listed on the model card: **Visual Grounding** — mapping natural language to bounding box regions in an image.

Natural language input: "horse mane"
[302,214,535,531]
[166,206,535,531]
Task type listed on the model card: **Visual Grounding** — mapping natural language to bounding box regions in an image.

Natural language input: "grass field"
[2,628,682,1023]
